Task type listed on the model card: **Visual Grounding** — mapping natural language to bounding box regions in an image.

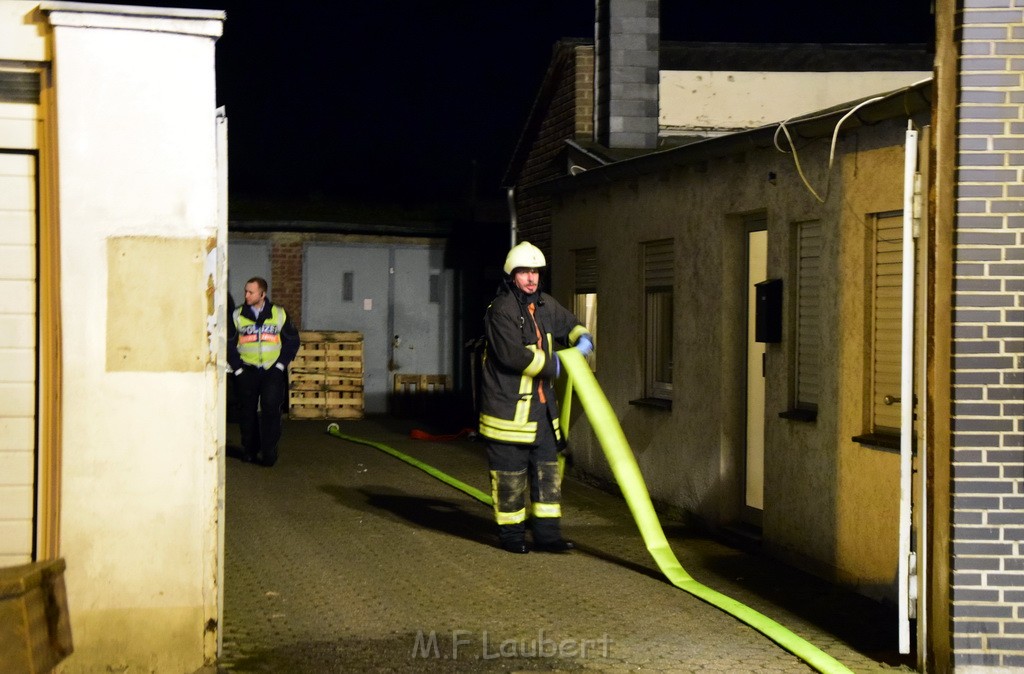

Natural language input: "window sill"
[851,433,917,455]
[779,408,817,422]
[628,397,672,411]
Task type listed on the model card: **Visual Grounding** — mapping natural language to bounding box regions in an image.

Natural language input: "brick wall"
[271,236,304,329]
[575,47,595,140]
[515,44,594,267]
[951,0,1024,668]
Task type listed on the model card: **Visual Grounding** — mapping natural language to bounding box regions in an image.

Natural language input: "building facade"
[942,0,1024,669]
[547,80,933,648]
[512,0,1022,670]
[0,3,227,671]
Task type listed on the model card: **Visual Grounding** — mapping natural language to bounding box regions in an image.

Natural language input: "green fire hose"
[555,348,852,673]
[327,347,853,674]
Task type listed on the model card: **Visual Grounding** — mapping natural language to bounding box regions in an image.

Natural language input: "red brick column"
[271,236,304,329]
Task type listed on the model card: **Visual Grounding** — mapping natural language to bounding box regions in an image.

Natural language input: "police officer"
[228,277,300,467]
[478,241,594,553]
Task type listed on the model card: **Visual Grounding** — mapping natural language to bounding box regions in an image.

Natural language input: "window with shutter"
[871,213,905,434]
[643,240,674,399]
[0,70,40,104]
[574,248,597,294]
[795,220,821,411]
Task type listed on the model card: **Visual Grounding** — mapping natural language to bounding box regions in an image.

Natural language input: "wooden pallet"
[390,373,453,419]
[298,330,362,343]
[393,373,451,394]
[290,331,363,373]
[288,392,364,420]
[288,331,364,420]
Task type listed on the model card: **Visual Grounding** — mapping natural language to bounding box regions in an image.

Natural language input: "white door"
[303,242,452,414]
[745,227,767,516]
[0,150,37,566]
[303,244,392,412]
[392,245,453,378]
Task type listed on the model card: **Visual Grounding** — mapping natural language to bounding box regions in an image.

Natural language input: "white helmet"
[503,241,546,275]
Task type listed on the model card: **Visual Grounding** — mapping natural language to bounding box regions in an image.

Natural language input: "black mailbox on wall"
[754,278,783,343]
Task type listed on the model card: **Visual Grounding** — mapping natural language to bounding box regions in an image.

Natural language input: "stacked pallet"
[391,373,453,420]
[288,331,364,420]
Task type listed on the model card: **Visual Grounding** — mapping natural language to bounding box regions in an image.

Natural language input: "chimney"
[594,0,660,149]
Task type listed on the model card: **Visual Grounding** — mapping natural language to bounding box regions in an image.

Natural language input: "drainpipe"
[506,186,518,246]
[898,122,919,656]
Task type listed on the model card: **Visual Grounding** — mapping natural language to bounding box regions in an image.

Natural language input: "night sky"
[80,1,935,212]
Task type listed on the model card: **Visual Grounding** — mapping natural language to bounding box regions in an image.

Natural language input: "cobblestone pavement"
[217,418,916,673]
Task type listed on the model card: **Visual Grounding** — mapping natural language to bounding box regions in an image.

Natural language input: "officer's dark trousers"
[486,418,564,546]
[235,365,286,466]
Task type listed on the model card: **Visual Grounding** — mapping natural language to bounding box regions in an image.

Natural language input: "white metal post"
[898,123,919,655]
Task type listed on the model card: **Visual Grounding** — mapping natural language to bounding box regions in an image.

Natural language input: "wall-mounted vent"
[342,271,354,302]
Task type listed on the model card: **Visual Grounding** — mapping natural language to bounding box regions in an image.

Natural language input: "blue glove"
[575,335,594,357]
[553,353,561,378]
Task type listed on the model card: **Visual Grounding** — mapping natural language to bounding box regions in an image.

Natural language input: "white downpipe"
[898,123,918,655]
[506,187,518,246]
[214,106,228,662]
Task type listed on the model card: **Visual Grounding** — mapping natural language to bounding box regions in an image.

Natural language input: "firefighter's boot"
[491,468,528,553]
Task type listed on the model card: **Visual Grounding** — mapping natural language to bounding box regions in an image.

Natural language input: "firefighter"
[478,241,594,553]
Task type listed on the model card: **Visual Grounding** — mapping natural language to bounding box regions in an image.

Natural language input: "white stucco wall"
[0,1,48,61]
[659,71,930,133]
[34,4,226,672]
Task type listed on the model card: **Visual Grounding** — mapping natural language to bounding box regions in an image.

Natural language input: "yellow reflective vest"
[232,304,291,369]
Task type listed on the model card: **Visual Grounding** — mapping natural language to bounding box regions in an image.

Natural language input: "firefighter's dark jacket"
[478,281,591,445]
